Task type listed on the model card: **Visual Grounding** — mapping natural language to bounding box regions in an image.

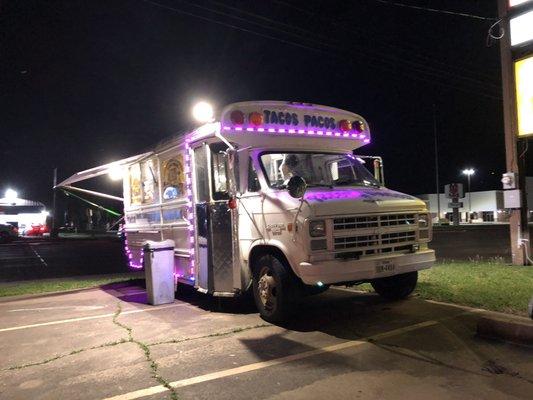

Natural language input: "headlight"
[418,213,430,229]
[309,220,326,237]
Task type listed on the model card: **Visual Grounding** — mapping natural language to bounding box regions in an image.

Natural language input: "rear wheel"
[252,254,295,323]
[371,271,418,300]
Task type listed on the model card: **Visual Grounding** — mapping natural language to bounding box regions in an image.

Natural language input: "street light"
[5,189,17,200]
[462,168,475,223]
[192,101,214,123]
[108,164,124,181]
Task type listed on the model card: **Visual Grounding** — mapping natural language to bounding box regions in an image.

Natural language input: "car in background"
[0,223,18,243]
[25,224,50,237]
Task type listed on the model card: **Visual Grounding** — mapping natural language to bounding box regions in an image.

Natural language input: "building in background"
[418,177,533,223]
[0,190,49,234]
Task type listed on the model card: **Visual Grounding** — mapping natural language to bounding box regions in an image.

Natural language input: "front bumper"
[297,249,435,285]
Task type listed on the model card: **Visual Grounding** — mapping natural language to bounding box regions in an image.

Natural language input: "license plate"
[375,260,395,274]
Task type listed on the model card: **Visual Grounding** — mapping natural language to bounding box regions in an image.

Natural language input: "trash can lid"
[142,239,175,251]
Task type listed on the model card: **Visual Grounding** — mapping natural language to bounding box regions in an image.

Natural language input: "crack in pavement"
[4,339,129,371]
[147,323,270,347]
[2,303,271,400]
[112,302,178,400]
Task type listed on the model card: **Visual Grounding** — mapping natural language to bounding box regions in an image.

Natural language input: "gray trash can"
[143,239,175,305]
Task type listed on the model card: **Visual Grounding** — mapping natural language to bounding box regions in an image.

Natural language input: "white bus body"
[59,101,435,322]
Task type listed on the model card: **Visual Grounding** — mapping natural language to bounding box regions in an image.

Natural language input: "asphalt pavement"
[0,238,128,282]
[0,283,531,400]
[0,225,522,283]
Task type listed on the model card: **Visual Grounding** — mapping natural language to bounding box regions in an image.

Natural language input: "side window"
[211,149,229,200]
[248,158,260,192]
[194,145,210,202]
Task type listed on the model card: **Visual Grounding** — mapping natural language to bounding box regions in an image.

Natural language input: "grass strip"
[0,273,142,298]
[360,260,533,316]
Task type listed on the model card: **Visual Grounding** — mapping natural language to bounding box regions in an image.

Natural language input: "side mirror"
[287,176,307,199]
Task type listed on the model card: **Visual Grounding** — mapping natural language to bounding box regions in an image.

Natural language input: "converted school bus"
[58,101,435,322]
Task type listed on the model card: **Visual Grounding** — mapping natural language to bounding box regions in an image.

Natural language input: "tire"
[252,254,295,323]
[371,271,418,300]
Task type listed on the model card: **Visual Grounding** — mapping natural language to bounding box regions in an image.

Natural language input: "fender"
[242,238,302,285]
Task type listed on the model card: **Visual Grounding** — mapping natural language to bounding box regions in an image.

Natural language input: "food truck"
[58,101,435,322]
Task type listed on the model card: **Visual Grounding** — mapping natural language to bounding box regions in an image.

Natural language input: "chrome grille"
[382,231,416,245]
[333,216,378,230]
[334,235,379,250]
[334,213,416,231]
[333,213,418,257]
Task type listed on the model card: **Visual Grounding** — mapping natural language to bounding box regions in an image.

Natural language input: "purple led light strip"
[184,139,196,280]
[222,125,370,143]
[122,225,144,270]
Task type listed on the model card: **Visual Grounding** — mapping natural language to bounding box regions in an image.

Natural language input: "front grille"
[333,213,418,258]
[334,235,379,249]
[382,231,416,245]
[334,213,416,230]
[333,216,378,230]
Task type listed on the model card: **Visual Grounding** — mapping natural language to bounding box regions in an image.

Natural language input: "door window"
[194,145,210,202]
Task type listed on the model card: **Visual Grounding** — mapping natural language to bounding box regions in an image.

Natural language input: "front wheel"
[252,254,295,323]
[371,271,418,300]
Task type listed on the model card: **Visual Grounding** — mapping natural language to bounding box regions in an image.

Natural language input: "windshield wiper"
[334,179,380,188]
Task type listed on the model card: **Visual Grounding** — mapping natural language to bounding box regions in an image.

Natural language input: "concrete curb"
[477,314,533,346]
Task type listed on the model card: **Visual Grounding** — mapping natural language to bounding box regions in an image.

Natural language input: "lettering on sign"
[263,110,337,129]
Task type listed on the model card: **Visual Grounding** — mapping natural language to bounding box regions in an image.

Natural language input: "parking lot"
[1,282,532,400]
[0,227,532,399]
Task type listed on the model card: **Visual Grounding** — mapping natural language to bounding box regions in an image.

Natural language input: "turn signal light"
[339,120,352,131]
[230,110,244,125]
[249,111,263,126]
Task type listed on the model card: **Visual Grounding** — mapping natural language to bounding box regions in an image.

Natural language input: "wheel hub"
[258,272,276,308]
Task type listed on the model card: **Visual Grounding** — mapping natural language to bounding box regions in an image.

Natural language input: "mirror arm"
[292,188,308,242]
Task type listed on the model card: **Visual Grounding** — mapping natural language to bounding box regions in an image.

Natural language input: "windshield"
[260,152,380,189]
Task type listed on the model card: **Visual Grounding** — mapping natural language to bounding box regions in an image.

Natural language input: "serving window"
[161,153,186,201]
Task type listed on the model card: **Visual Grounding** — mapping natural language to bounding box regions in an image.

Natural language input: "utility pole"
[51,168,58,239]
[433,103,441,224]
[498,0,531,265]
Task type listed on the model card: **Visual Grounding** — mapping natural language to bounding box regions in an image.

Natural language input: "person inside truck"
[280,154,306,181]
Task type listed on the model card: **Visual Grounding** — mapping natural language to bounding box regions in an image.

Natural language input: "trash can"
[143,239,175,305]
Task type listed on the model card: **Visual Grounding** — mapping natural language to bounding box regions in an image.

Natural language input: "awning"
[56,152,152,188]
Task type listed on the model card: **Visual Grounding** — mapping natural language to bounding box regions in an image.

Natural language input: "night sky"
[1,0,526,209]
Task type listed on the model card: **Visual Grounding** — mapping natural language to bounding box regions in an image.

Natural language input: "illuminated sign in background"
[515,55,533,137]
[510,10,533,46]
[510,0,533,6]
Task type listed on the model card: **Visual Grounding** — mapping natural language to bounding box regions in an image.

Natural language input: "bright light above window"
[510,10,533,46]
[192,101,214,123]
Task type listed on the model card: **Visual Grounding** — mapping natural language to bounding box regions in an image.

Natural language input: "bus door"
[193,142,237,294]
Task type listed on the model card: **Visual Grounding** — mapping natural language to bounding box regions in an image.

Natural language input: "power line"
[177,0,500,93]
[370,0,498,21]
[139,0,327,54]
[139,0,500,99]
[214,0,499,87]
